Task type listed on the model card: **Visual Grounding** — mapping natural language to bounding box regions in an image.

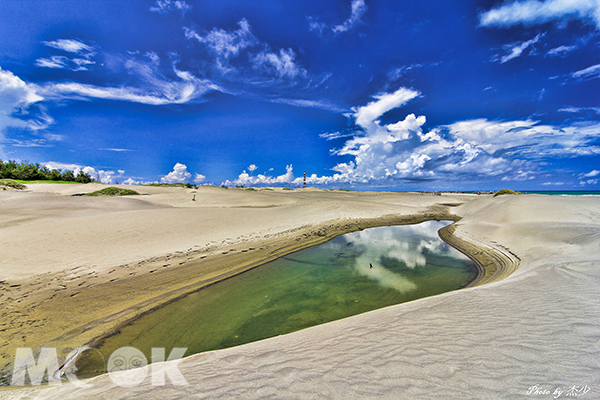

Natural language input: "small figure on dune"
[192,194,196,201]
[369,263,373,269]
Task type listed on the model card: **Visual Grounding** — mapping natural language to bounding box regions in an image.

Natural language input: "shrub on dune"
[83,187,140,197]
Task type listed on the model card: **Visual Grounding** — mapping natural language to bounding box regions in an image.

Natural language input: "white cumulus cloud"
[44,161,124,184]
[161,163,192,184]
[284,86,600,188]
[0,68,51,158]
[223,165,295,187]
[353,87,420,131]
[194,173,206,184]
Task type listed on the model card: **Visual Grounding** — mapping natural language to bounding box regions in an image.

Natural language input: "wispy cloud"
[479,0,600,30]
[99,148,132,152]
[493,33,545,63]
[333,0,368,34]
[571,63,600,80]
[41,81,214,105]
[1,138,52,148]
[37,38,96,71]
[184,18,310,89]
[542,181,565,185]
[546,44,577,56]
[252,48,307,79]
[271,98,347,113]
[40,52,220,105]
[559,106,600,114]
[309,0,368,35]
[319,130,358,141]
[185,19,258,74]
[35,55,95,71]
[43,39,95,55]
[150,0,190,15]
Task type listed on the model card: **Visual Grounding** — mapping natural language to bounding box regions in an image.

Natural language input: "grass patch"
[84,187,140,197]
[245,188,256,191]
[337,189,352,192]
[494,188,522,197]
[0,179,26,190]
[282,188,294,191]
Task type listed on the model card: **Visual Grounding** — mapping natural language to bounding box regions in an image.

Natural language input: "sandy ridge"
[438,223,520,286]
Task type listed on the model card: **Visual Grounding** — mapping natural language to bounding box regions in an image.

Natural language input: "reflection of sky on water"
[322,221,465,293]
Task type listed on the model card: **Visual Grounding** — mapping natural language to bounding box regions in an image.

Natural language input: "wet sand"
[1,185,598,398]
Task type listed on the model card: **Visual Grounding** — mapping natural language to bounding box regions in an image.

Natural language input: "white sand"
[1,186,599,399]
[0,184,452,280]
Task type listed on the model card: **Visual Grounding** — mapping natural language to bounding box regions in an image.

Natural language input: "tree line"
[0,160,94,183]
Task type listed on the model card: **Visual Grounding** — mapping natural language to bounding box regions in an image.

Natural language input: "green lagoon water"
[75,220,477,376]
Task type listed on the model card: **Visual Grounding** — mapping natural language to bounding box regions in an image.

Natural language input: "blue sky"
[0,0,599,190]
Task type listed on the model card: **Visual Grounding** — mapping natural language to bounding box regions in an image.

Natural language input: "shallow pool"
[75,220,476,377]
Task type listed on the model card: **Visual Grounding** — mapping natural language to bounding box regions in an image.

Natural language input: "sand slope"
[1,188,599,399]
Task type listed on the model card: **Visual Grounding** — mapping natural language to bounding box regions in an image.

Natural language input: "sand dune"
[1,185,599,399]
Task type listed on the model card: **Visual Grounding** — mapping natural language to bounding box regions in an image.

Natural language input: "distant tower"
[303,171,306,188]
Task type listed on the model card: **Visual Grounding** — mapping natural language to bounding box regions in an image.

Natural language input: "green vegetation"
[494,188,522,197]
[0,160,94,183]
[282,188,294,191]
[0,179,26,190]
[245,188,256,191]
[337,188,352,192]
[83,187,140,197]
